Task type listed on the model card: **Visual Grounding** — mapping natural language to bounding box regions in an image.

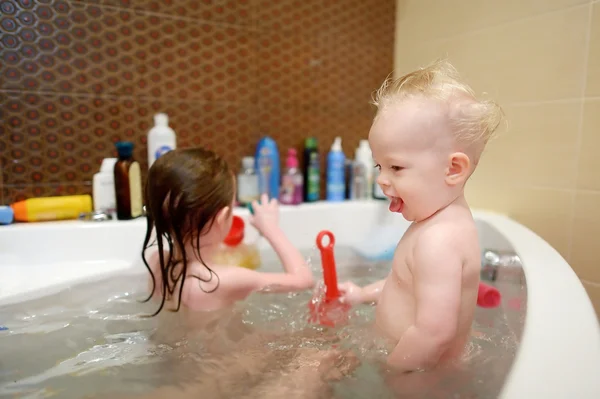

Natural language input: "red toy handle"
[316,230,340,301]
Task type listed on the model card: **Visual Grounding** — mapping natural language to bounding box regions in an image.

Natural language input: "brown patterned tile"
[131,15,258,102]
[256,0,322,32]
[78,0,255,26]
[1,1,138,95]
[136,99,260,169]
[0,0,395,199]
[257,31,319,106]
[3,183,93,205]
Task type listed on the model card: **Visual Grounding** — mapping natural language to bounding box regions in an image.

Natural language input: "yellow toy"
[213,215,261,270]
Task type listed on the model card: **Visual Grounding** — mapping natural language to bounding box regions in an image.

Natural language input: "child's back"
[141,148,314,315]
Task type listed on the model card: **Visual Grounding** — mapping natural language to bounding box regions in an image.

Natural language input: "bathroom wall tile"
[0,0,396,196]
[319,37,393,109]
[2,91,260,186]
[577,99,600,190]
[395,0,590,42]
[2,183,93,205]
[431,6,590,104]
[581,280,600,318]
[467,185,573,258]
[472,102,581,189]
[394,38,449,77]
[255,0,322,32]
[257,31,319,107]
[96,0,255,26]
[585,2,600,96]
[2,92,136,185]
[131,15,258,103]
[1,1,138,95]
[320,0,396,49]
[571,191,600,282]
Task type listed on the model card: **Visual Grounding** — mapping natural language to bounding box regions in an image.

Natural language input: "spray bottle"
[326,137,346,201]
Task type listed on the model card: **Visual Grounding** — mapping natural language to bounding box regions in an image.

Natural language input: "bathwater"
[0,247,527,399]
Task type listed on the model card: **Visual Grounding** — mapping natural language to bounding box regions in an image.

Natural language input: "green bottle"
[303,137,320,202]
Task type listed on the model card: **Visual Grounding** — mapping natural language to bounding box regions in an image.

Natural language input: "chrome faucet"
[78,210,113,222]
[481,249,522,281]
[78,206,146,222]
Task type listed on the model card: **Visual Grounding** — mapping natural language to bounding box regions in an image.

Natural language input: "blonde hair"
[372,59,504,156]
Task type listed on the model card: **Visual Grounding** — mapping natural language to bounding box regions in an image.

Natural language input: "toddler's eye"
[391,165,404,172]
[374,164,381,171]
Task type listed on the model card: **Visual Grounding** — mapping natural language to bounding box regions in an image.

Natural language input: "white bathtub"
[0,200,598,398]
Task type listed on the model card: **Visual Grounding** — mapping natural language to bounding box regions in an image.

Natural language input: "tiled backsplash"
[1,0,396,204]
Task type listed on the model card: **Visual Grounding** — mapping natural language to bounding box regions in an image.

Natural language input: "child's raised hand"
[249,193,280,235]
[338,281,364,306]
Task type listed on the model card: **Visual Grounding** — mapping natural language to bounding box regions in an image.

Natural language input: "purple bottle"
[279,148,304,205]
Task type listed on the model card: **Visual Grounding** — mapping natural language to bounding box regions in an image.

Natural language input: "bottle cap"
[99,158,118,173]
[154,113,168,126]
[242,156,255,169]
[115,141,134,158]
[286,148,298,168]
[305,137,317,149]
[331,136,342,152]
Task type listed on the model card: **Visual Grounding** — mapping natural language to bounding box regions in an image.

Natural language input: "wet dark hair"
[141,148,234,316]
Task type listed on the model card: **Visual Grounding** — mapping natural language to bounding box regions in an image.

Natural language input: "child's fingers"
[260,193,269,205]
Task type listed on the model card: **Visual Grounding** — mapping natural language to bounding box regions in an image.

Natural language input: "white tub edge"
[475,211,600,399]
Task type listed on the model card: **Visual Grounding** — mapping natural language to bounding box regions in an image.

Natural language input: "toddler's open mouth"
[388,196,404,213]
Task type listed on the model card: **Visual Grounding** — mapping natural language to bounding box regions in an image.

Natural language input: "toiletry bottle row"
[237,135,387,205]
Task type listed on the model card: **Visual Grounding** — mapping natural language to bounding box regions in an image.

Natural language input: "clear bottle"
[280,148,304,205]
[237,156,259,206]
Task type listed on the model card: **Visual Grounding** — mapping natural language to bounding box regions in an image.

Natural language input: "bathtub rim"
[475,211,600,399]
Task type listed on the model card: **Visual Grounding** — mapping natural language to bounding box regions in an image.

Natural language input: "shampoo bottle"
[326,136,346,201]
[255,136,280,200]
[303,137,320,202]
[114,141,143,220]
[147,113,176,169]
[280,148,303,205]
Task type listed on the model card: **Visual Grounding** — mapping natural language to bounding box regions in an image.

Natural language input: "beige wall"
[395,0,600,316]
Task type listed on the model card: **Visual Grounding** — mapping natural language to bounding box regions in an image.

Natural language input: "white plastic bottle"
[93,158,117,214]
[355,140,374,199]
[147,113,177,169]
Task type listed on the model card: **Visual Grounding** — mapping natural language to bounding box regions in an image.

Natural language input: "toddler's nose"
[376,171,390,187]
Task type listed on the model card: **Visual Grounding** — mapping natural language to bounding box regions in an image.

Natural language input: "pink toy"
[308,230,351,327]
[477,282,501,308]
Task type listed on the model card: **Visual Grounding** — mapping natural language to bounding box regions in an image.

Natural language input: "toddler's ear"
[445,152,470,186]
[215,205,232,230]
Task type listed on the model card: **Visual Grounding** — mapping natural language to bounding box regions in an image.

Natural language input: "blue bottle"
[255,136,280,200]
[326,136,346,201]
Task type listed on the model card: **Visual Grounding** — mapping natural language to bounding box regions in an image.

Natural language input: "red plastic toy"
[308,230,351,327]
[477,282,501,308]
[223,215,245,246]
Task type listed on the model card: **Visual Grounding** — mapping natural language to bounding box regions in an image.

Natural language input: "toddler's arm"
[338,279,386,305]
[249,194,314,285]
[387,227,462,373]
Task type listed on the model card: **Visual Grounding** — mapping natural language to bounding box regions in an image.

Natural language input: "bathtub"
[0,200,598,398]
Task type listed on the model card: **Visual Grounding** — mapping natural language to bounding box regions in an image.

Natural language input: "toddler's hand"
[249,193,280,235]
[338,281,364,306]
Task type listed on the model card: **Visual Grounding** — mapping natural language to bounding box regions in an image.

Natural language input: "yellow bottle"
[11,195,92,222]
